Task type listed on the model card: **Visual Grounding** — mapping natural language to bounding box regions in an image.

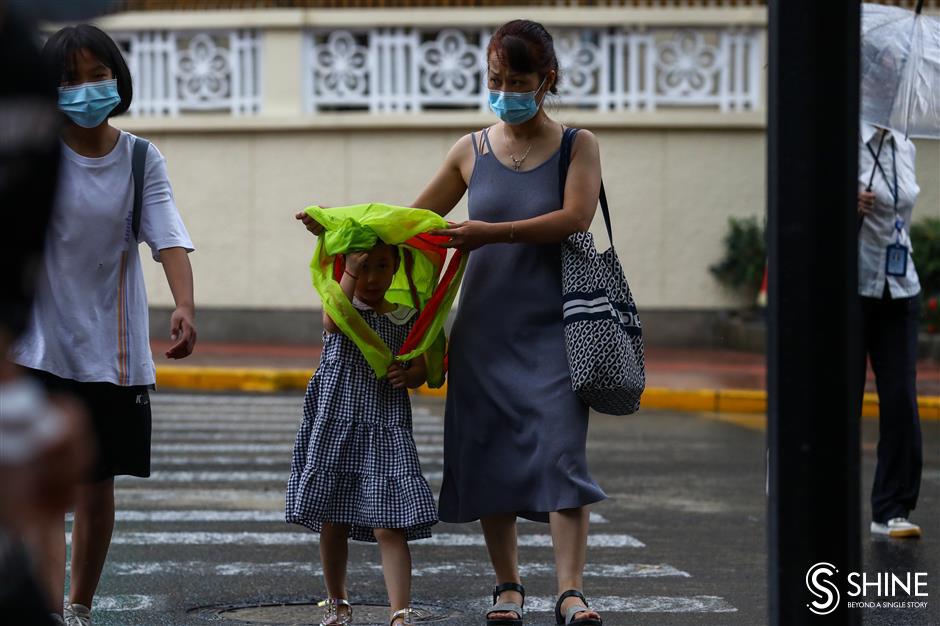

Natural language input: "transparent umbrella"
[861,1,940,139]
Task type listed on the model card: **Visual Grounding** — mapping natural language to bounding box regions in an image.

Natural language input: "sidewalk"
[151,341,940,418]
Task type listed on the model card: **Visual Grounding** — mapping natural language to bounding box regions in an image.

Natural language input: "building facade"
[68,1,939,344]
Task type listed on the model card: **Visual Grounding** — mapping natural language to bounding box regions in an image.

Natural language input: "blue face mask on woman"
[58,79,120,128]
[488,76,547,125]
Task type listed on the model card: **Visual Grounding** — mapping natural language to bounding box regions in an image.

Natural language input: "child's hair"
[42,24,133,118]
[368,241,402,270]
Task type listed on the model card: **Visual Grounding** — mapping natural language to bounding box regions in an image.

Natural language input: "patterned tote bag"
[558,127,645,415]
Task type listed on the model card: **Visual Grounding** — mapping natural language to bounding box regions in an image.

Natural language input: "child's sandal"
[317,598,352,626]
[486,582,525,626]
[389,607,418,626]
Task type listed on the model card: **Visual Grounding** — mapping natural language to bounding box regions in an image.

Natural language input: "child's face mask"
[58,79,120,128]
[488,76,547,125]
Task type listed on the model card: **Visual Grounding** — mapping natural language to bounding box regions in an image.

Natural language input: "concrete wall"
[82,7,939,343]
[130,125,938,313]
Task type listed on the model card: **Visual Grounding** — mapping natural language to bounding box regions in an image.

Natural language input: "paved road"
[71,392,938,625]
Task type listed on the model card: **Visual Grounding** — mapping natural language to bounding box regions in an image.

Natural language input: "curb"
[154,366,940,421]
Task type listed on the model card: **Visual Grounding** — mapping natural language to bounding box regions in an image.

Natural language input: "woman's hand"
[295,207,329,236]
[858,191,875,217]
[431,220,500,251]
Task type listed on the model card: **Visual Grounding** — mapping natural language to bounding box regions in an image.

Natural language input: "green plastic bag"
[306,203,466,386]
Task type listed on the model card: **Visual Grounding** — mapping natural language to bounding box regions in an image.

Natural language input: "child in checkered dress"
[286,242,438,626]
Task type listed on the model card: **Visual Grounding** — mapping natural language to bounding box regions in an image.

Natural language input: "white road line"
[70,509,605,524]
[87,595,155,611]
[117,470,443,483]
[153,394,434,414]
[150,455,290,466]
[153,394,304,405]
[152,433,296,443]
[148,455,443,467]
[119,471,286,482]
[152,444,289,452]
[153,412,442,423]
[150,443,444,454]
[475,596,736,614]
[77,532,642,548]
[152,422,444,434]
[154,422,300,430]
[72,510,286,522]
[115,489,286,505]
[518,512,610,524]
[150,432,444,444]
[110,560,685,579]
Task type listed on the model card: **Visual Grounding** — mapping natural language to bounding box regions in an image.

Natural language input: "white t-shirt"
[12,131,194,386]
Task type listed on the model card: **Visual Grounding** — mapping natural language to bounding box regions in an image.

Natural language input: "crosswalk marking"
[150,432,444,443]
[149,455,444,467]
[87,595,155,612]
[152,422,444,434]
[117,470,445,483]
[151,443,444,454]
[69,509,609,525]
[87,392,738,620]
[474,596,737,614]
[68,531,644,548]
[108,560,688,579]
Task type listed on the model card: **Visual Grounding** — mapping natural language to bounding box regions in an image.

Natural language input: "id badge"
[886,243,908,277]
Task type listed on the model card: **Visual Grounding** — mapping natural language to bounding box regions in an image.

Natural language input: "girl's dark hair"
[375,241,402,270]
[42,24,133,118]
[487,20,560,94]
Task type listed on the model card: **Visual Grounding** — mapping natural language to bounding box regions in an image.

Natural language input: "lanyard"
[866,131,903,240]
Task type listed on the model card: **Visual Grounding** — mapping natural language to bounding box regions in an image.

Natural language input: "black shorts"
[26,368,152,482]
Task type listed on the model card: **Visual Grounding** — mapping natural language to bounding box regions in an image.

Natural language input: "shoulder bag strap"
[131,137,150,242]
[558,126,614,248]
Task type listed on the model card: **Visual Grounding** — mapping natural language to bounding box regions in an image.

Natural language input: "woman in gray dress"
[297,18,605,626]
[416,20,606,626]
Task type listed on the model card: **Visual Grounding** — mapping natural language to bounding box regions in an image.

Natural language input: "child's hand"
[344,251,369,277]
[387,363,408,389]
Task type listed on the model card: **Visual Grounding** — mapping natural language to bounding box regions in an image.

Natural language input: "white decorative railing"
[304,26,763,114]
[112,29,262,116]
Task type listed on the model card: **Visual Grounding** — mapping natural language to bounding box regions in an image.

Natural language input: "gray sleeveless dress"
[438,128,607,524]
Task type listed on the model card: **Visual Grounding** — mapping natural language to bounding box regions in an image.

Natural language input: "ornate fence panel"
[305,26,763,114]
[112,29,262,116]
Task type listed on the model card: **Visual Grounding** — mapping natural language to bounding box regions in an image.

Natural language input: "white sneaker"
[871,517,922,538]
[64,603,91,626]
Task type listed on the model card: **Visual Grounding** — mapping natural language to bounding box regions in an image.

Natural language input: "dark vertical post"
[767,1,862,625]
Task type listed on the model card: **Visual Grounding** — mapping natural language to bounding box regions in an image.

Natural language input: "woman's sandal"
[554,590,602,626]
[486,582,525,626]
[389,607,418,626]
[317,598,352,626]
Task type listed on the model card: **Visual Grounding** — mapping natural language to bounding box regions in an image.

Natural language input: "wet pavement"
[71,393,938,625]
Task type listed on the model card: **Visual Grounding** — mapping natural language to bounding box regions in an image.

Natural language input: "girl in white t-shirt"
[12,24,197,626]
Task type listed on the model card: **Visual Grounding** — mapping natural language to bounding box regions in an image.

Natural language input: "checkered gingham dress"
[285,304,438,542]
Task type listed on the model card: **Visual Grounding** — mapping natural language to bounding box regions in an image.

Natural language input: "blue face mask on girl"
[58,79,120,128]
[488,76,547,125]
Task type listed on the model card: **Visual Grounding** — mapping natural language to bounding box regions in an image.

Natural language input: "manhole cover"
[194,600,462,625]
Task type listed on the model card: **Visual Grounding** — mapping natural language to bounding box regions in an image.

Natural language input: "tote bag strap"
[558,126,614,248]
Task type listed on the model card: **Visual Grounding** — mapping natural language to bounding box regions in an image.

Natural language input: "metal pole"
[767,1,862,624]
